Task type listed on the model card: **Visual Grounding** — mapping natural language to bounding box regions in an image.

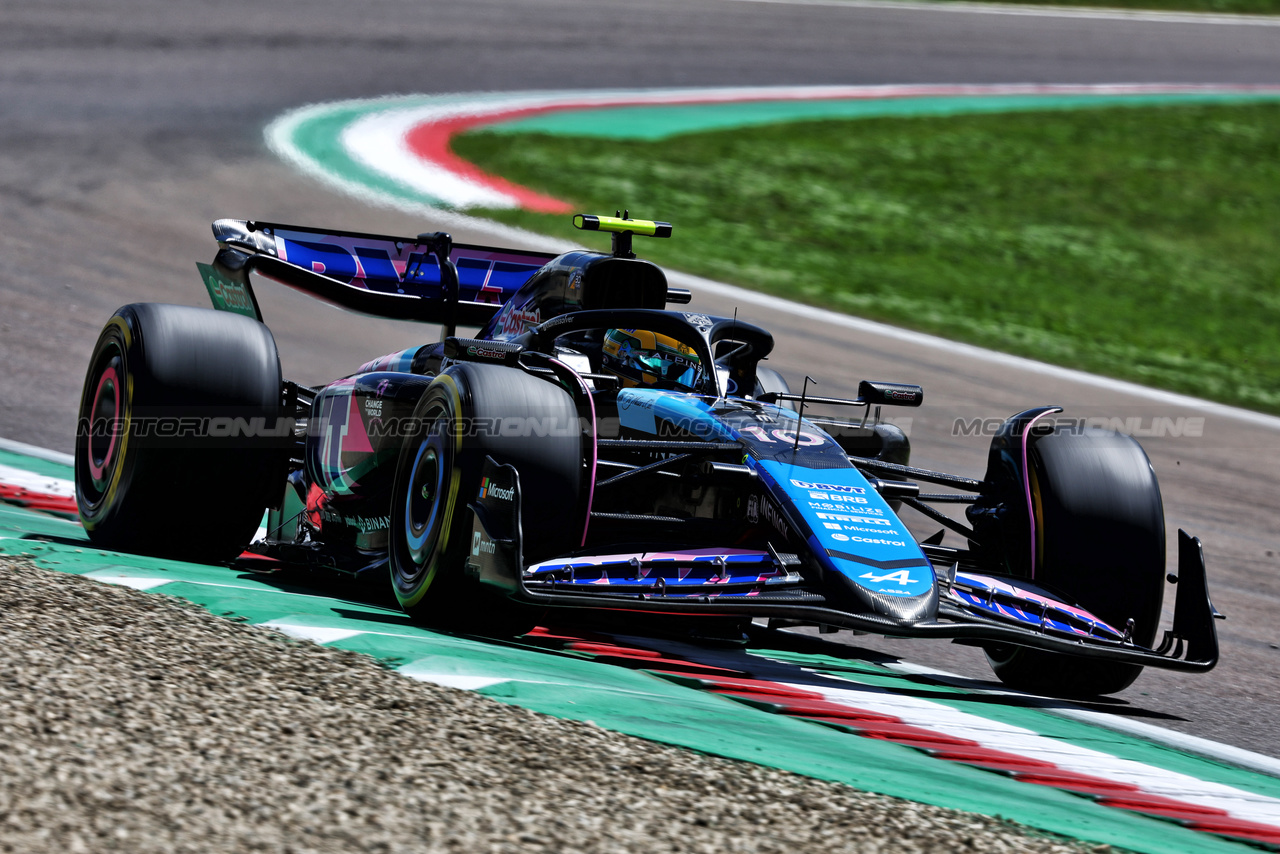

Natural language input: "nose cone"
[838,576,939,625]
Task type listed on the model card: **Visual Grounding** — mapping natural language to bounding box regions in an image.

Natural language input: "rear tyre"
[985,428,1166,696]
[75,303,284,562]
[754,365,791,398]
[389,363,582,636]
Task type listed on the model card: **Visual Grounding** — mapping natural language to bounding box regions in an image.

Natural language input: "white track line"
[789,675,1280,825]
[724,0,1280,26]
[0,464,74,498]
[0,437,74,466]
[258,620,366,644]
[886,659,1280,778]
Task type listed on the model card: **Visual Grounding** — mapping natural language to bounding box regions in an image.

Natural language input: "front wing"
[465,458,1220,674]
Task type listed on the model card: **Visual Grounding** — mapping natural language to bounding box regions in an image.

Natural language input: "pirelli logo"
[816,511,893,527]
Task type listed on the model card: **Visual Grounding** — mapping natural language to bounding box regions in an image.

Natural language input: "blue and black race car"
[74,214,1221,697]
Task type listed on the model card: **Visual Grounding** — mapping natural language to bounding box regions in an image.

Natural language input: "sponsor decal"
[682,313,713,330]
[816,511,891,526]
[472,530,497,556]
[618,392,657,412]
[830,534,908,547]
[807,490,866,502]
[362,398,384,419]
[808,493,869,506]
[809,501,877,513]
[320,509,391,533]
[748,495,789,536]
[467,345,509,360]
[197,262,258,319]
[842,525,901,536]
[496,304,541,337]
[478,477,515,502]
[792,479,865,495]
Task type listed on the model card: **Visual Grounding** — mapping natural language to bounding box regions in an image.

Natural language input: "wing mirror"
[857,380,923,407]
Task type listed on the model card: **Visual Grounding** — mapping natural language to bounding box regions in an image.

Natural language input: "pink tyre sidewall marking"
[87,365,120,484]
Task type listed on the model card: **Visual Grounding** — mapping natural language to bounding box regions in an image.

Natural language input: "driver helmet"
[601,328,702,391]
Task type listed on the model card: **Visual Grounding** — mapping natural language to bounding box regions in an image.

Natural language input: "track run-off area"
[265,83,1280,214]
[4,440,1280,853]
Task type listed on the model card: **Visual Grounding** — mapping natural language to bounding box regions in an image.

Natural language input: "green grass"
[453,103,1280,414]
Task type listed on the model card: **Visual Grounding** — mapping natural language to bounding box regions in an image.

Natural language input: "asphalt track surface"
[3,0,1280,760]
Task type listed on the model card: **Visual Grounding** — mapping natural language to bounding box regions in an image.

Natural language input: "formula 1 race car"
[74,214,1221,696]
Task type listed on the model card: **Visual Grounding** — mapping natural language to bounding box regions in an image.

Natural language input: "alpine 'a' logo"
[860,569,916,585]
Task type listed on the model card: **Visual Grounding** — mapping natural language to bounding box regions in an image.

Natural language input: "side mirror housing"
[857,380,923,407]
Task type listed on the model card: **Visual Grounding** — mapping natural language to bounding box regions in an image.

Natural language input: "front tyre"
[389,363,583,635]
[986,428,1166,696]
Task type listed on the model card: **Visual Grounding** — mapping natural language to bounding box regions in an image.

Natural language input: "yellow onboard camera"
[573,211,671,258]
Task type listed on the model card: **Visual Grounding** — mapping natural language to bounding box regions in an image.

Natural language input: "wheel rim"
[78,341,127,511]
[87,363,121,486]
[405,443,442,561]
[396,400,452,591]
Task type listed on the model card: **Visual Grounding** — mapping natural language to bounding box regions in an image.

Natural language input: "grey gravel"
[0,555,1116,854]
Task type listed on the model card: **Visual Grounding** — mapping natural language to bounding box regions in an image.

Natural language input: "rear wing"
[197,219,556,330]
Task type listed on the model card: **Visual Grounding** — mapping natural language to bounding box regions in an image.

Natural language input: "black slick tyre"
[75,303,284,563]
[388,362,582,635]
[985,428,1166,696]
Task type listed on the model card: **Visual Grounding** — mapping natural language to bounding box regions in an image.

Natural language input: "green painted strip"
[0,505,86,541]
[482,93,1280,140]
[279,102,453,209]
[0,447,73,480]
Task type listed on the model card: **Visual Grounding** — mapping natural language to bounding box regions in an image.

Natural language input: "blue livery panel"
[271,227,548,306]
[613,388,934,600]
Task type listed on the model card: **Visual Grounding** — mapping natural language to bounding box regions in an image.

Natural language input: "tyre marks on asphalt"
[2,450,1279,853]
